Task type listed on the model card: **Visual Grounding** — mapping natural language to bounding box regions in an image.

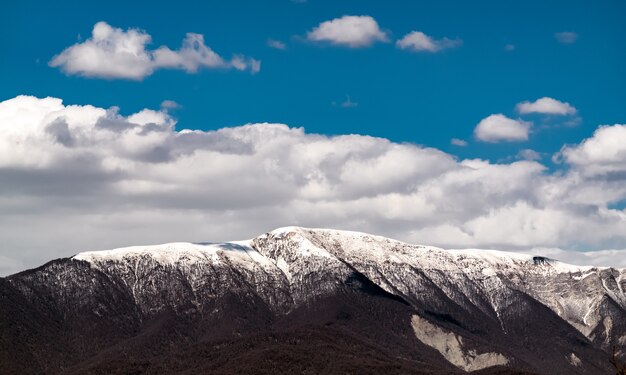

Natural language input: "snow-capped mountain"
[2,227,625,374]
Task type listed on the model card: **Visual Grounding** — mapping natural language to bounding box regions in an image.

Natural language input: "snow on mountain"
[72,226,620,275]
[73,240,272,270]
[71,226,626,349]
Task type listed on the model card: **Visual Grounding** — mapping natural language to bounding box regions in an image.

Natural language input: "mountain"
[1,227,625,374]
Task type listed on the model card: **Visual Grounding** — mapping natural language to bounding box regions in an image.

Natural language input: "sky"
[1,0,626,275]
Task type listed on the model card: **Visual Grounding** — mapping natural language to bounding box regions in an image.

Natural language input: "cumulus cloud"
[1,95,626,275]
[307,15,388,47]
[474,114,531,143]
[49,22,260,80]
[396,31,462,52]
[555,31,578,44]
[516,97,577,115]
[557,124,626,177]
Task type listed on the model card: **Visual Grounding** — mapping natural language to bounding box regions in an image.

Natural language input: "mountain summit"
[2,227,625,374]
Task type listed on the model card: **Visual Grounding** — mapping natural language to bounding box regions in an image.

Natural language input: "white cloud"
[451,138,468,147]
[557,124,626,177]
[1,95,626,275]
[396,31,462,52]
[267,39,286,50]
[307,15,388,48]
[516,97,577,115]
[555,31,578,44]
[474,114,531,143]
[50,22,260,80]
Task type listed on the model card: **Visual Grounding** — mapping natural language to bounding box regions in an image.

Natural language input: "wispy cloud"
[518,149,542,161]
[340,95,358,108]
[160,100,181,111]
[332,95,358,108]
[555,31,578,44]
[396,31,462,52]
[451,138,468,147]
[267,39,287,50]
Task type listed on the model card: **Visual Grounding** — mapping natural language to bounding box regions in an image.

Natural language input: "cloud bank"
[50,22,260,80]
[1,95,626,275]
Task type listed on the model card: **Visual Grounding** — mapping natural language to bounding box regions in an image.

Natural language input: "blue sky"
[2,0,625,161]
[2,0,626,274]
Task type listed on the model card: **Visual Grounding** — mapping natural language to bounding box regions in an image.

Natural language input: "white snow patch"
[275,257,292,282]
[572,272,596,281]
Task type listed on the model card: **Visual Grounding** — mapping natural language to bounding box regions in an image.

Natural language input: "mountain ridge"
[71,226,626,272]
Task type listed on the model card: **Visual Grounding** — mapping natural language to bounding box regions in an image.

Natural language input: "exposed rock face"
[410,314,509,371]
[2,227,624,374]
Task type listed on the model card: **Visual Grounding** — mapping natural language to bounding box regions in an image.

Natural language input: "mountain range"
[1,227,625,374]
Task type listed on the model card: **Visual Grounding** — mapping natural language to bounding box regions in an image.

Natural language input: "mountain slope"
[2,227,624,374]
